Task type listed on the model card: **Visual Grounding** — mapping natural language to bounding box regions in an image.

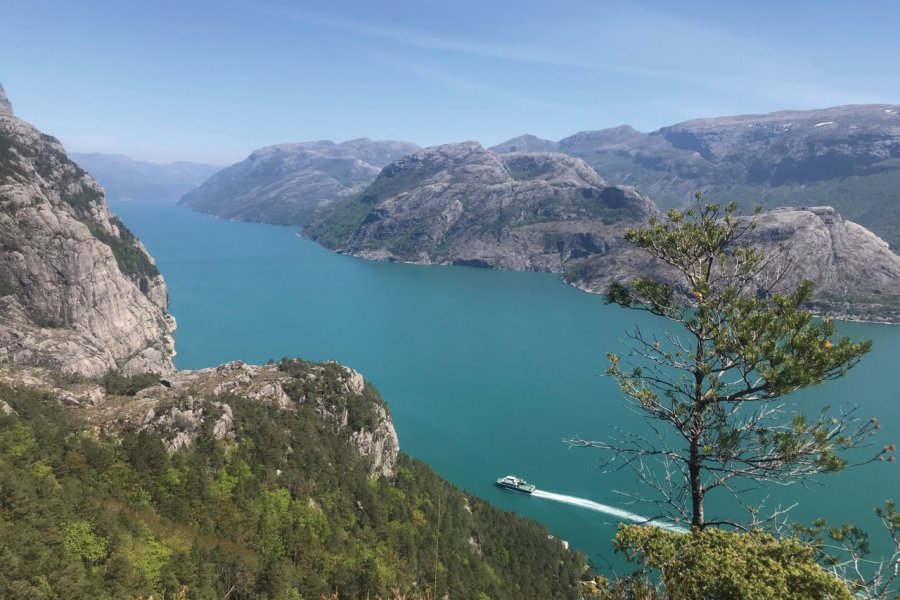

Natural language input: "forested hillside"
[0,361,587,599]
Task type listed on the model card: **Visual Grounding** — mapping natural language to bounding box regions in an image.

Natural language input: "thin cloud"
[243,2,598,69]
[369,51,577,112]
[246,1,876,112]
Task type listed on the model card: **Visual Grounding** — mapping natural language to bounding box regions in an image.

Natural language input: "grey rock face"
[141,399,235,452]
[0,91,175,376]
[564,206,900,321]
[0,84,12,116]
[489,134,559,153]
[545,105,900,247]
[70,153,220,202]
[743,207,900,316]
[310,141,657,272]
[180,138,420,226]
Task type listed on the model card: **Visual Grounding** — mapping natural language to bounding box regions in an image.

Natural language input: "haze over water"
[114,200,900,570]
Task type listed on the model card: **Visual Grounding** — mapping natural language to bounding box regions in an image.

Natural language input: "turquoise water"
[114,200,900,570]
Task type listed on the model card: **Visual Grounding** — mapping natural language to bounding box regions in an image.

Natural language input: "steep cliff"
[0,85,175,375]
[308,141,658,271]
[180,138,420,226]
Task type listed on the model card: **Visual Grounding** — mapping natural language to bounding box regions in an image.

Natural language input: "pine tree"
[570,194,892,529]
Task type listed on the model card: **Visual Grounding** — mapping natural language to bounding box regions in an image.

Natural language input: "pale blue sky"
[3,0,899,164]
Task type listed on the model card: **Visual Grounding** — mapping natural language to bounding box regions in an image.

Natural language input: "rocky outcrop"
[0,84,12,116]
[308,141,658,271]
[1,358,400,479]
[0,87,175,376]
[742,206,900,319]
[564,205,900,321]
[180,138,420,226]
[497,105,900,248]
[70,152,220,202]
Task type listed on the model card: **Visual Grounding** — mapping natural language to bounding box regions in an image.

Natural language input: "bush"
[101,371,161,396]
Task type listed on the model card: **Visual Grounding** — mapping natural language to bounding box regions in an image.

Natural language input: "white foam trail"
[532,489,686,533]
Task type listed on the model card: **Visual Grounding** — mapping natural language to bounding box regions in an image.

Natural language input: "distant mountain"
[179,138,420,225]
[494,105,900,249]
[309,142,900,322]
[70,152,219,202]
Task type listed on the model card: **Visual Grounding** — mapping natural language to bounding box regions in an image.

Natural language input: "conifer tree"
[570,194,892,529]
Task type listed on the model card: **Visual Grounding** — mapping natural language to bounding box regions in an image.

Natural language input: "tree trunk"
[689,437,704,529]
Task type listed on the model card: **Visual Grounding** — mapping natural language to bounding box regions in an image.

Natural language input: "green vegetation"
[101,371,161,396]
[0,362,587,599]
[306,193,378,249]
[307,159,449,250]
[87,215,160,280]
[614,525,852,599]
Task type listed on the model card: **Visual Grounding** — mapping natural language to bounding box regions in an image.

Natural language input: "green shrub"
[101,371,161,396]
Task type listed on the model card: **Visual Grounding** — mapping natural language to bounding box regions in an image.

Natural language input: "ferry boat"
[496,475,536,494]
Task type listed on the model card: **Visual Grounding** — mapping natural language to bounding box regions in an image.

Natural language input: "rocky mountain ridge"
[493,104,900,248]
[179,138,420,225]
[312,142,900,322]
[0,89,176,376]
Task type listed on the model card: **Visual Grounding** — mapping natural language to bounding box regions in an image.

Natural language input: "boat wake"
[531,490,686,533]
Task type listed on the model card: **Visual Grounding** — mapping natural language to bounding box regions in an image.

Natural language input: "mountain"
[0,84,589,599]
[308,142,657,271]
[495,105,900,249]
[490,134,559,153]
[0,84,175,376]
[179,138,420,226]
[311,142,900,322]
[70,152,219,202]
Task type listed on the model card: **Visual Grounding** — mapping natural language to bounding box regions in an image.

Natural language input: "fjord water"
[114,200,899,569]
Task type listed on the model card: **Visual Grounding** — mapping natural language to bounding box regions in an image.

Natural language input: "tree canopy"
[614,524,853,600]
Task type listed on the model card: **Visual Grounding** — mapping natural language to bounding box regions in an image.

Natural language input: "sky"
[2,0,899,165]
